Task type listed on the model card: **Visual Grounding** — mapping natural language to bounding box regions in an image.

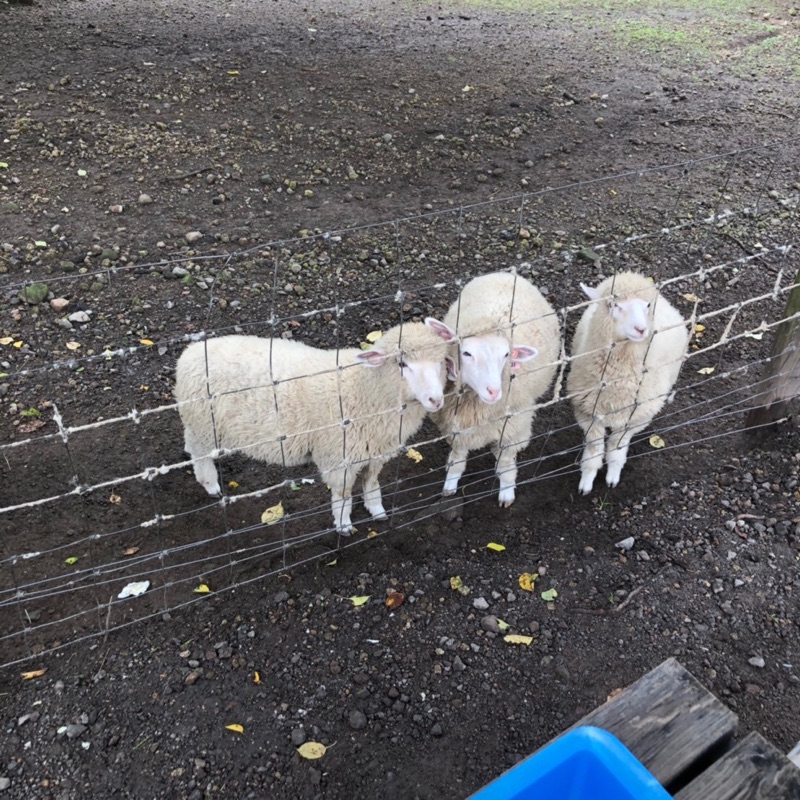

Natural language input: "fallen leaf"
[117,580,150,599]
[21,669,47,681]
[140,385,149,392]
[77,169,87,177]
[34,241,47,248]
[297,742,327,760]
[367,530,378,539]
[518,572,537,592]
[0,337,14,345]
[140,338,154,346]
[648,434,665,449]
[227,70,240,76]
[225,724,244,734]
[540,588,558,602]
[365,330,383,343]
[694,323,706,333]
[253,672,261,685]
[65,341,81,351]
[486,542,506,552]
[406,447,423,463]
[450,576,469,595]
[12,340,24,348]
[326,558,338,567]
[504,634,534,646]
[697,366,715,375]
[497,618,510,632]
[681,293,699,303]
[65,556,78,565]
[744,330,764,341]
[17,419,46,434]
[0,162,7,169]
[194,584,211,594]
[261,501,284,525]
[348,595,370,607]
[228,480,239,489]
[109,492,122,505]
[386,592,405,610]
[122,546,140,556]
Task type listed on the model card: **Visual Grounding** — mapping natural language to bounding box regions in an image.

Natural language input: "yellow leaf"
[540,588,558,602]
[359,341,372,350]
[504,634,533,646]
[140,385,149,392]
[12,340,24,349]
[228,480,239,489]
[326,558,338,567]
[486,542,506,552]
[0,337,13,345]
[0,161,7,168]
[697,366,715,375]
[518,572,537,592]
[65,341,81,351]
[406,447,423,463]
[450,576,464,591]
[123,546,140,556]
[649,434,665,449]
[194,584,211,594]
[21,668,47,681]
[297,742,327,760]
[109,492,122,505]
[348,595,370,607]
[681,293,699,303]
[227,70,240,76]
[261,501,284,525]
[140,338,154,346]
[365,330,383,343]
[65,556,78,565]
[253,672,261,685]
[225,724,244,734]
[497,618,510,632]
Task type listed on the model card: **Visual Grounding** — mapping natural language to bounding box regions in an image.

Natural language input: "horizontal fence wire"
[0,138,798,668]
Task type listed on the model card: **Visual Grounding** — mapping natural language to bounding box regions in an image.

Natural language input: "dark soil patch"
[1,1,799,799]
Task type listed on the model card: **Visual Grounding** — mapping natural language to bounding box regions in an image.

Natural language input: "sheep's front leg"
[605,423,648,488]
[577,418,606,495]
[185,430,221,496]
[326,468,355,535]
[442,437,469,497]
[362,457,389,520]
[492,443,521,507]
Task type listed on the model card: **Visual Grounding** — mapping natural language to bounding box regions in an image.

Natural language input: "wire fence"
[0,137,798,668]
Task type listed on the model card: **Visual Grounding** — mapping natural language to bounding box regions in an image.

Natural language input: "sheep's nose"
[634,326,647,337]
[428,396,443,410]
[486,387,500,401]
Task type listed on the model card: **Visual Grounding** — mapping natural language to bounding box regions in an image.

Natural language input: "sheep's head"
[581,282,653,343]
[446,331,539,405]
[354,318,457,412]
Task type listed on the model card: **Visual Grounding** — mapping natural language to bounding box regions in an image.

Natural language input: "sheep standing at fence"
[430,272,560,506]
[567,271,689,495]
[175,319,457,533]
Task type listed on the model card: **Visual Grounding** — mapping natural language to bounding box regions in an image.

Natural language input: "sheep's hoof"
[366,506,388,520]
[202,481,222,497]
[497,488,515,507]
[442,488,457,498]
[578,475,596,495]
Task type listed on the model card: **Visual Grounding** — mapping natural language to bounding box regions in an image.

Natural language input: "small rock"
[68,311,91,324]
[748,655,766,669]
[20,283,49,305]
[171,266,190,277]
[480,615,501,634]
[595,116,605,126]
[184,671,201,686]
[138,194,153,205]
[0,777,10,791]
[185,231,203,244]
[50,298,70,312]
[109,204,124,214]
[291,727,306,746]
[430,723,443,737]
[452,655,466,672]
[615,536,635,551]
[65,723,87,739]
[473,596,490,611]
[347,710,367,730]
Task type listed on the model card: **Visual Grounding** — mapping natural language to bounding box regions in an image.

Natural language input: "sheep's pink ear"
[445,355,458,381]
[510,345,538,370]
[425,317,457,342]
[580,282,601,301]
[354,349,387,368]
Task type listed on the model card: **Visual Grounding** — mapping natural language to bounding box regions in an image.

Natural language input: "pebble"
[138,193,153,205]
[185,231,203,243]
[480,615,501,634]
[68,311,91,323]
[615,536,635,551]
[453,655,466,672]
[348,710,367,730]
[172,267,190,277]
[291,727,306,746]
[430,723,443,737]
[748,656,766,669]
[50,298,70,312]
[0,777,9,791]
[65,723,87,739]
[473,597,490,611]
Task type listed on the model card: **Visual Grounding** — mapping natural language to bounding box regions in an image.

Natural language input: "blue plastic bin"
[468,726,672,800]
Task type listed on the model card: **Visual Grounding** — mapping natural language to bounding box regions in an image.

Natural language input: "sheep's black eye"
[462,350,472,358]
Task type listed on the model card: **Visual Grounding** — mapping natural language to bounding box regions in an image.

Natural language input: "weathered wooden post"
[745,268,800,427]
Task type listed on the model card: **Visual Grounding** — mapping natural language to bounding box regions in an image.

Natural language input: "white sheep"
[429,271,561,506]
[567,270,690,495]
[174,319,456,533]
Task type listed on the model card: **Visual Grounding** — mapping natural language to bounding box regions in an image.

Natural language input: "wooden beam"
[674,731,800,800]
[572,658,737,791]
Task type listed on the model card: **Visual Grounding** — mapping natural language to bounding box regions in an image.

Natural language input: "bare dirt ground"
[1,0,800,798]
